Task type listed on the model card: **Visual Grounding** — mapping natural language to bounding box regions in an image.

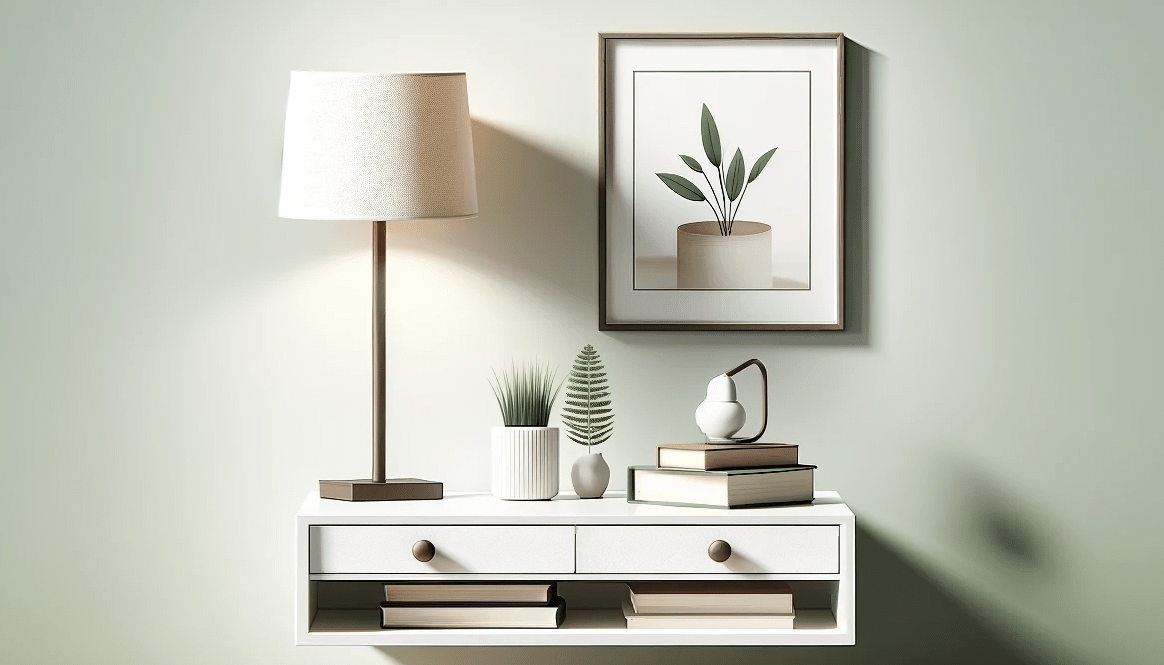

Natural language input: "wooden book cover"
[383,583,556,605]
[656,443,798,470]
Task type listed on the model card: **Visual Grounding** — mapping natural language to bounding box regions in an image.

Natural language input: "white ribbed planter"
[491,427,559,501]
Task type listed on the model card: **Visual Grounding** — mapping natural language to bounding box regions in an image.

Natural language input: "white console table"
[295,490,855,646]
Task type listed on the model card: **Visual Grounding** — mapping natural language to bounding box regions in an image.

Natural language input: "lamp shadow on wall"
[375,524,1039,665]
[611,39,876,351]
[382,119,596,304]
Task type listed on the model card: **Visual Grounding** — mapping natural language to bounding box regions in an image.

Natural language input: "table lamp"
[278,71,478,501]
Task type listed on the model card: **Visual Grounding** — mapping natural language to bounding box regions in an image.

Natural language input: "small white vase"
[491,426,559,500]
[676,221,772,289]
[695,374,747,441]
[570,451,610,499]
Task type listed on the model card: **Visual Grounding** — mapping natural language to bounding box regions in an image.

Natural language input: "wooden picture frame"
[599,34,845,331]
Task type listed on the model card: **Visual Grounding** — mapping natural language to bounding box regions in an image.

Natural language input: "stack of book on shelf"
[380,583,565,629]
[628,442,815,509]
[622,581,795,629]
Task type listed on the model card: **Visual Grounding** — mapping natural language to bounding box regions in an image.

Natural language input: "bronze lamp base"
[320,478,443,502]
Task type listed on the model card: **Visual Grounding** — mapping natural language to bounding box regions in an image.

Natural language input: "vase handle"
[724,359,767,444]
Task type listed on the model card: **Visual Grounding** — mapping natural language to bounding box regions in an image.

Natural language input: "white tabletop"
[297,490,852,526]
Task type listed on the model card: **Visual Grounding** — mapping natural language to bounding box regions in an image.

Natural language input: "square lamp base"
[319,478,443,502]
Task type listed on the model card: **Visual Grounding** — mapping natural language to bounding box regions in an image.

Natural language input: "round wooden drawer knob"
[412,540,435,562]
[708,540,732,562]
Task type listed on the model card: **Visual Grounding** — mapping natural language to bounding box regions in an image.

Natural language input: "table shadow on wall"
[376,524,1041,665]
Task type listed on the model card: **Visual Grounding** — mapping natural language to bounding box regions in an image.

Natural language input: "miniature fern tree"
[562,344,613,449]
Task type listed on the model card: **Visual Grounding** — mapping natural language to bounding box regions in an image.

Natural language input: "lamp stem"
[372,220,387,483]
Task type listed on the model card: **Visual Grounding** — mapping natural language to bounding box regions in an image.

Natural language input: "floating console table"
[295,490,855,646]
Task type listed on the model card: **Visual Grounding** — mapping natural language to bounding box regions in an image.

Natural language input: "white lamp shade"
[278,71,478,221]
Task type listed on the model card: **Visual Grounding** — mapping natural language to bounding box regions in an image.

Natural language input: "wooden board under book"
[380,597,565,629]
[628,581,793,614]
[627,465,816,509]
[622,602,795,629]
[384,583,556,605]
[656,443,798,471]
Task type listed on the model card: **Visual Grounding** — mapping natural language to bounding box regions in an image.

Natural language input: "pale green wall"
[2,1,1161,663]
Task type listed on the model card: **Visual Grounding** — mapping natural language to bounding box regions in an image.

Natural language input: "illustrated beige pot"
[676,221,772,289]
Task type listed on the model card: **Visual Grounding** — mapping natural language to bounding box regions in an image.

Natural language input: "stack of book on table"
[628,442,815,509]
[380,583,564,629]
[622,581,795,629]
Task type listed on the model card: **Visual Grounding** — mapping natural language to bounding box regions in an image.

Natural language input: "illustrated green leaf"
[701,104,722,167]
[748,147,778,183]
[725,148,745,201]
[656,173,706,202]
[680,154,703,173]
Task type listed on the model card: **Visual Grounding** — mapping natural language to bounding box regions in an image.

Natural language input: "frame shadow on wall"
[607,37,873,349]
[376,524,1041,665]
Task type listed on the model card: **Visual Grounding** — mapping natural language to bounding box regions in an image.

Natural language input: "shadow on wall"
[383,39,874,344]
[937,453,1061,575]
[384,119,597,306]
[374,524,1041,665]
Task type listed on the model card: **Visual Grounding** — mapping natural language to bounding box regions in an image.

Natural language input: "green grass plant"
[489,360,563,427]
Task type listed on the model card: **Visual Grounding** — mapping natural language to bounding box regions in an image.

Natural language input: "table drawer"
[310,526,575,574]
[576,525,839,574]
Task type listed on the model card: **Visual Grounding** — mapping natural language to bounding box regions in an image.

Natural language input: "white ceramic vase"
[695,374,747,442]
[676,221,772,289]
[491,426,559,501]
[570,451,610,499]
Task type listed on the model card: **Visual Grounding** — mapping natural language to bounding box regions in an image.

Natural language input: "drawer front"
[576,525,839,574]
[310,526,575,574]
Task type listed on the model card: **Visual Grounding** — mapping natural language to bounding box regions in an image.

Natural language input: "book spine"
[627,497,814,510]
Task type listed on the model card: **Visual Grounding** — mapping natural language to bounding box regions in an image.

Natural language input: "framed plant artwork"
[599,34,844,330]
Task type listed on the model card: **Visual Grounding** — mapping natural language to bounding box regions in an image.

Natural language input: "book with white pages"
[628,581,794,614]
[628,465,815,509]
[622,602,795,629]
[380,597,565,629]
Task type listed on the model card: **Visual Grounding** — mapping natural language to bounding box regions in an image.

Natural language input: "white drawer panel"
[310,526,575,574]
[576,525,838,574]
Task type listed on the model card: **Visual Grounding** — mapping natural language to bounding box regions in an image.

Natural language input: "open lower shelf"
[302,579,848,646]
[307,608,841,646]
